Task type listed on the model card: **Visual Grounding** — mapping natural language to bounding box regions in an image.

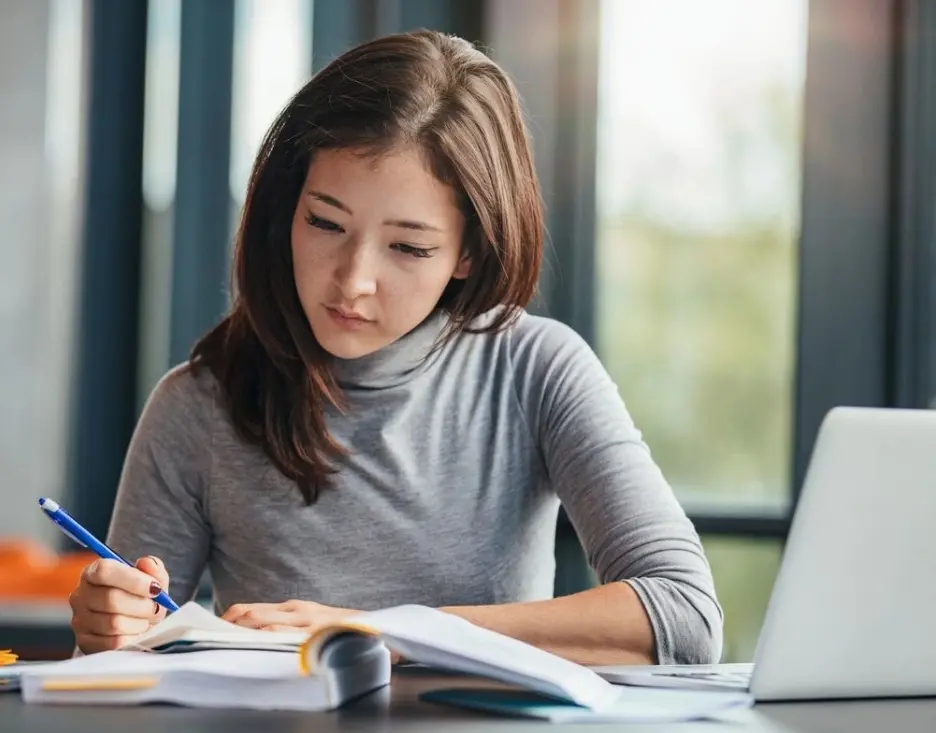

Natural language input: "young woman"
[68,30,723,666]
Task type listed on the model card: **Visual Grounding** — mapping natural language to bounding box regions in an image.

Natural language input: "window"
[702,536,783,662]
[229,0,313,205]
[138,0,181,400]
[594,0,808,657]
[595,0,808,512]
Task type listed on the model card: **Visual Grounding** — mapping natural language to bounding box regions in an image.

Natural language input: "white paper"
[553,686,753,723]
[592,662,753,691]
[20,648,303,679]
[129,601,308,651]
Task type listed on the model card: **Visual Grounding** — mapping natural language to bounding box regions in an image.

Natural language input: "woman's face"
[290,146,470,360]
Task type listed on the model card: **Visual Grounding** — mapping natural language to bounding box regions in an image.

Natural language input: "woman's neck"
[329,309,449,390]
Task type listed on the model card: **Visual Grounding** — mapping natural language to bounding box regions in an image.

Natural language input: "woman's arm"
[224,583,654,666]
[501,316,724,666]
[104,366,214,606]
[442,581,655,666]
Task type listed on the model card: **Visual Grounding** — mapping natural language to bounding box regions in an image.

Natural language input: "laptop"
[594,406,936,701]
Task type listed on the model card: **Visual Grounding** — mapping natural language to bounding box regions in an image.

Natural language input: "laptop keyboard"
[653,670,752,685]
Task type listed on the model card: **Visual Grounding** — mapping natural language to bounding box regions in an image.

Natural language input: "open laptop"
[594,406,936,701]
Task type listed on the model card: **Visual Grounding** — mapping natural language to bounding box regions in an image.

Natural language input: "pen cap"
[37,498,89,548]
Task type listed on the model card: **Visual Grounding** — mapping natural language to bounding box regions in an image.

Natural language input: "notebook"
[421,687,754,724]
[19,602,751,718]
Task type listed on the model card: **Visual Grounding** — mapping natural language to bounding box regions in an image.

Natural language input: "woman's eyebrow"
[306,190,351,214]
[383,219,444,233]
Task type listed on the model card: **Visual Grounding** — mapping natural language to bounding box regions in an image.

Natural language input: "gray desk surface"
[2,668,935,732]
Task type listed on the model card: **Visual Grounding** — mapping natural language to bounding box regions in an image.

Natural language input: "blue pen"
[37,497,179,613]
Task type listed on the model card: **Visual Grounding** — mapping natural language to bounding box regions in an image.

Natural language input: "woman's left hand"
[221,599,358,633]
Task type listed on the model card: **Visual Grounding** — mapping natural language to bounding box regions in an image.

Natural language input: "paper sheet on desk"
[422,685,754,723]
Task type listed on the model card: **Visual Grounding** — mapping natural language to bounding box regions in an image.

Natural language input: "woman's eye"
[392,243,434,259]
[305,213,343,233]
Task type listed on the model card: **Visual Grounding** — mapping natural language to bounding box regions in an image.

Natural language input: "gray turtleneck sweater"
[105,308,723,664]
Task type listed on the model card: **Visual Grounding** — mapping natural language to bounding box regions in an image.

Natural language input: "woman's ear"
[452,254,472,280]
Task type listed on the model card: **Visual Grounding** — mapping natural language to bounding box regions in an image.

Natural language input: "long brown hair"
[191,30,543,503]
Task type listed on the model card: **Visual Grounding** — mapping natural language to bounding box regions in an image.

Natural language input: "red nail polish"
[149,581,162,597]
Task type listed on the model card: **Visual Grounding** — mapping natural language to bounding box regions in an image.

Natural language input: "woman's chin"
[313,326,386,361]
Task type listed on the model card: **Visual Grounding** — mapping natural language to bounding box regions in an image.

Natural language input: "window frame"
[66,0,148,541]
[168,0,235,368]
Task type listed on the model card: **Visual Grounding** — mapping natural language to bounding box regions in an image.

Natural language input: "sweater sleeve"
[509,314,724,664]
[104,366,214,606]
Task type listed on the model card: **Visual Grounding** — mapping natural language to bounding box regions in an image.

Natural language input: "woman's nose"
[333,240,377,299]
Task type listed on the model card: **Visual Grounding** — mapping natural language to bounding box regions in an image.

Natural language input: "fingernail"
[149,581,162,597]
[147,555,161,567]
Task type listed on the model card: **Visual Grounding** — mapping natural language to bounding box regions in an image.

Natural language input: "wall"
[0,0,83,547]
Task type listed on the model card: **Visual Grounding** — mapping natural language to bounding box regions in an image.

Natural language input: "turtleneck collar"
[329,309,450,390]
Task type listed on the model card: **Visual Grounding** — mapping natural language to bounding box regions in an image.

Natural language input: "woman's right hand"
[69,555,171,654]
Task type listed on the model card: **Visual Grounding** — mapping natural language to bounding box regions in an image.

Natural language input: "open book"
[19,602,751,719]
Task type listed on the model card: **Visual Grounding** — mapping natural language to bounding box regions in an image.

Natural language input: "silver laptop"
[595,407,936,701]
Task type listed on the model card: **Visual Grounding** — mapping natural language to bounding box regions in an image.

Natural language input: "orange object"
[0,537,96,600]
[0,650,19,666]
[41,677,159,691]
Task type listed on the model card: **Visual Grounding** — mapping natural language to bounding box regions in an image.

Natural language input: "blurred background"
[1,0,934,662]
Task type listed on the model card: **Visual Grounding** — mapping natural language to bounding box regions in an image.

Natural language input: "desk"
[2,669,935,732]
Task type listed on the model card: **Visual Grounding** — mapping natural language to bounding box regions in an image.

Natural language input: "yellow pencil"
[41,677,160,691]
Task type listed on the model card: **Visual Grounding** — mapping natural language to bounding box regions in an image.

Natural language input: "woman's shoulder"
[459,307,610,410]
[458,307,612,429]
[466,306,594,366]
[140,362,223,431]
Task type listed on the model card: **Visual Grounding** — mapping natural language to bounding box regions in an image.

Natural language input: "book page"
[20,648,304,679]
[128,602,308,651]
[302,604,622,710]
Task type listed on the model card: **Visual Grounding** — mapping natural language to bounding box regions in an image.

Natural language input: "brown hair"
[191,30,543,503]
